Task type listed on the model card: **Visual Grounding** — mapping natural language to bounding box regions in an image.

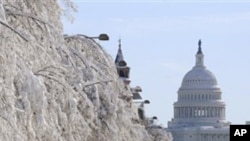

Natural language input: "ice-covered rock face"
[0,0,172,141]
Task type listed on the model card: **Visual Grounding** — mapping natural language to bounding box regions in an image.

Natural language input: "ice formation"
[0,0,172,140]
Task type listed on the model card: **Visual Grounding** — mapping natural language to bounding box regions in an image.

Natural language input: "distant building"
[166,40,230,141]
[114,39,149,122]
[115,39,143,100]
[115,39,131,86]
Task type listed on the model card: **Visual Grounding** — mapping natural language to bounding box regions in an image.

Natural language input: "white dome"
[180,66,219,89]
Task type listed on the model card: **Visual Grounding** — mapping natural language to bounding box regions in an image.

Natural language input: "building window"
[119,70,125,77]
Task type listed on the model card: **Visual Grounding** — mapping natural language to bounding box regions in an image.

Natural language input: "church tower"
[115,39,131,85]
[167,40,230,141]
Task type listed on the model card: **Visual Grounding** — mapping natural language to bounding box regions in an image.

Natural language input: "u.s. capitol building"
[166,40,230,141]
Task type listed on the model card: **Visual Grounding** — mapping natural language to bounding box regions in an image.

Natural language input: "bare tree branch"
[5,10,53,28]
[0,20,29,42]
[83,80,113,88]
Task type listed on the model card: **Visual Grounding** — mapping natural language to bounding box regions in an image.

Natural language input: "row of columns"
[174,106,225,119]
[178,94,221,101]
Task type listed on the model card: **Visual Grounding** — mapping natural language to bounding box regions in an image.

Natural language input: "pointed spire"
[115,38,131,85]
[115,38,124,64]
[197,39,203,54]
[119,38,121,50]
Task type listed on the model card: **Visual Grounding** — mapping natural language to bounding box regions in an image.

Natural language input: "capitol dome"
[172,40,226,121]
[180,65,219,89]
[167,40,230,141]
[180,41,219,90]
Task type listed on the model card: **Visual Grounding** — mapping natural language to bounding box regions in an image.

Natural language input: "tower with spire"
[115,39,131,85]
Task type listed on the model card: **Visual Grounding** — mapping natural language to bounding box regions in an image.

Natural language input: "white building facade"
[167,40,230,141]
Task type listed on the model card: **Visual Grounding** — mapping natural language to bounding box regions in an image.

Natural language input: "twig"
[35,65,66,75]
[0,20,29,42]
[83,80,112,88]
[72,52,90,68]
[57,47,75,67]
[34,73,65,87]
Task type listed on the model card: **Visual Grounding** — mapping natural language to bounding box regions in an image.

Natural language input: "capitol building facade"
[166,40,230,141]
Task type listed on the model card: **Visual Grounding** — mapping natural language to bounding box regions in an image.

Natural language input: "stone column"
[188,107,191,118]
[195,107,197,117]
[214,107,217,117]
[185,107,188,118]
[215,107,218,117]
[209,107,212,118]
[217,107,219,118]
[184,107,186,118]
[191,107,193,118]
[193,107,196,117]
[212,107,215,117]
[181,107,185,118]
[174,107,177,118]
[219,107,221,118]
[181,107,183,118]
[193,107,195,118]
[178,107,180,118]
[216,107,219,118]
[202,107,204,117]
[205,107,208,117]
[208,107,210,118]
[198,107,201,117]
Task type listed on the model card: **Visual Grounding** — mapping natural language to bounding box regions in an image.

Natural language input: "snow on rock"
[0,0,172,141]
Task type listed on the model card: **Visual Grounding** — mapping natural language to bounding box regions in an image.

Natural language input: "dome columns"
[174,106,225,119]
[173,98,226,120]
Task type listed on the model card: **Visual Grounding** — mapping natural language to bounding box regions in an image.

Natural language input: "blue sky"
[62,0,250,126]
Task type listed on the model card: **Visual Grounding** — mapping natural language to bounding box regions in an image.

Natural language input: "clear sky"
[62,0,250,127]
